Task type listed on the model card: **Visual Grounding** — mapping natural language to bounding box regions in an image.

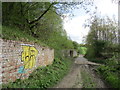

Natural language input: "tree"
[2,1,95,36]
[85,16,118,59]
[72,41,79,50]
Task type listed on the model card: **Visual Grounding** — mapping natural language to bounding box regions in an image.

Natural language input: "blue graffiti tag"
[18,66,26,73]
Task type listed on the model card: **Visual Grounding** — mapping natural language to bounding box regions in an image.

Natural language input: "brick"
[2,78,8,83]
[2,73,9,79]
[0,57,2,62]
[27,70,33,74]
[2,65,18,73]
[9,76,17,82]
[15,64,23,69]
[9,69,17,73]
[1,39,54,84]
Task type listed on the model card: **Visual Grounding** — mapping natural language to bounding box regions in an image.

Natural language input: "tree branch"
[29,3,54,25]
[51,10,63,17]
[24,2,38,15]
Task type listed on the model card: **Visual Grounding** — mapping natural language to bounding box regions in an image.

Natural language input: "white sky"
[63,0,118,44]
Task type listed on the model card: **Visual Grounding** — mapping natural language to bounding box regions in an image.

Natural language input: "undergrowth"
[1,25,74,89]
[96,57,120,88]
[78,47,87,55]
[2,26,47,47]
[2,57,73,89]
[87,58,106,64]
[81,69,96,88]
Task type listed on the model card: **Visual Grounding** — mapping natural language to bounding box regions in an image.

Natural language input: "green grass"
[86,55,120,88]
[2,26,47,47]
[1,25,74,88]
[97,65,120,88]
[78,47,87,55]
[96,57,120,88]
[2,57,73,88]
[81,69,96,88]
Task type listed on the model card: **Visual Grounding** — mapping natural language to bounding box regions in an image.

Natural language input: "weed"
[2,57,73,88]
[97,58,120,88]
[81,70,96,88]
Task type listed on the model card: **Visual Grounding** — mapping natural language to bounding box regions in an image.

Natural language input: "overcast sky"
[63,0,118,44]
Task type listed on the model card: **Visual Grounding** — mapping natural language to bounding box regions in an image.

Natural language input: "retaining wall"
[0,39,54,84]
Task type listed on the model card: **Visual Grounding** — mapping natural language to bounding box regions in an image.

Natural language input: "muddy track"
[54,55,109,88]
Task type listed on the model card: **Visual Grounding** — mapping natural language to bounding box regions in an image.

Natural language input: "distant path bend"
[75,55,101,66]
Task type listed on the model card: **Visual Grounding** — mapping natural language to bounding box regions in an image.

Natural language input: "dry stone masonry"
[0,39,54,84]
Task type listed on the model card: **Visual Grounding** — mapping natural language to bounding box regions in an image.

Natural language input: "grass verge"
[81,67,96,88]
[96,57,120,88]
[97,65,120,88]
[2,57,73,89]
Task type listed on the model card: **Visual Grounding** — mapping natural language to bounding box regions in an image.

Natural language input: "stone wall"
[0,39,54,84]
[72,50,78,57]
[62,49,78,57]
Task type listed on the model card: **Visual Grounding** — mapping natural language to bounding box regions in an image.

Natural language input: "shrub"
[97,58,120,88]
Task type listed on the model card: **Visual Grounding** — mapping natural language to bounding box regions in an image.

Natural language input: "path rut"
[54,55,108,88]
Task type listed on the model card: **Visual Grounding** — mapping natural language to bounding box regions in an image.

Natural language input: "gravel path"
[54,55,108,88]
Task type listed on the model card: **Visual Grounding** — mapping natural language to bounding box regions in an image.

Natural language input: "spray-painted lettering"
[18,45,38,73]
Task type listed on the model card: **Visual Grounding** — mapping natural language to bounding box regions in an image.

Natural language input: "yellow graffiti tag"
[22,46,38,69]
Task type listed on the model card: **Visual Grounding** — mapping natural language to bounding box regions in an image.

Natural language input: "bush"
[105,73,119,88]
[85,40,106,59]
[97,57,120,88]
[87,58,106,64]
[78,47,87,55]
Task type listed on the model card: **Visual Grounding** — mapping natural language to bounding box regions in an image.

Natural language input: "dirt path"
[54,55,108,88]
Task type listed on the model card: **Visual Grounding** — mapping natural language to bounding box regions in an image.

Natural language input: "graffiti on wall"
[18,44,38,73]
